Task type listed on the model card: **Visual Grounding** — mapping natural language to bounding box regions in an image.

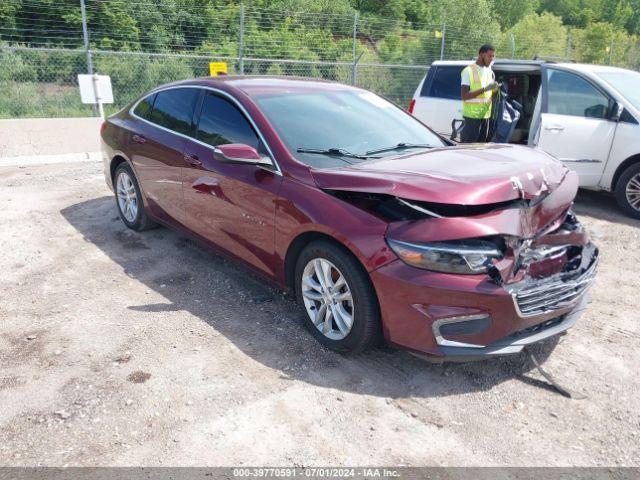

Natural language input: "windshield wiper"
[296,147,371,161]
[365,142,435,156]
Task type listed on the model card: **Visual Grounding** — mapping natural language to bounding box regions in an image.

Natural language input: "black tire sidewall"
[114,163,145,229]
[615,163,640,220]
[294,241,380,353]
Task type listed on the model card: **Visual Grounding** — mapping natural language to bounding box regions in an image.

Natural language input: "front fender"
[274,178,396,286]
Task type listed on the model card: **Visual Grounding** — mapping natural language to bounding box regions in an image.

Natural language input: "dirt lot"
[0,159,638,467]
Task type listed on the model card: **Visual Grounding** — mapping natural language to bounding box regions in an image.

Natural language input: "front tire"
[114,163,156,231]
[615,163,640,220]
[294,240,381,354]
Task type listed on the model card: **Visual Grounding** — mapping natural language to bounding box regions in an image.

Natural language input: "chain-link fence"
[0,44,429,119]
[1,1,639,119]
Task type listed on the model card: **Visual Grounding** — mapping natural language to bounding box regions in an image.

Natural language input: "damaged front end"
[319,166,599,358]
[501,213,598,319]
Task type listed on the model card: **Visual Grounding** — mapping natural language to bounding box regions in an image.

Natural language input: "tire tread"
[294,240,381,354]
[615,163,640,220]
[114,163,157,231]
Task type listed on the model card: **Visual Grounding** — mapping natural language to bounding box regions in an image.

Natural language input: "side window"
[196,93,260,150]
[423,66,464,99]
[133,93,156,120]
[547,69,610,119]
[149,88,200,136]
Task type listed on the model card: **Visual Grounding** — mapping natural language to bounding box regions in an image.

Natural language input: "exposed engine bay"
[325,190,599,320]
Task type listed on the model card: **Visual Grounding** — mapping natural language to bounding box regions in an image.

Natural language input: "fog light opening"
[432,314,491,348]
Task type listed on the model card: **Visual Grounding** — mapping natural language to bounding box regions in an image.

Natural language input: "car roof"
[553,62,637,75]
[431,60,637,75]
[431,59,547,67]
[159,75,360,96]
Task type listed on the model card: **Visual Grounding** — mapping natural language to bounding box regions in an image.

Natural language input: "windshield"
[597,71,640,111]
[253,90,445,168]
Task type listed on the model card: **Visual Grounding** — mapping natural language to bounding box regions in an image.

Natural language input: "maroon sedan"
[101,76,598,360]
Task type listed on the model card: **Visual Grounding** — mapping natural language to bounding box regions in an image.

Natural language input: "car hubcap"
[626,173,640,211]
[116,171,138,222]
[301,258,354,341]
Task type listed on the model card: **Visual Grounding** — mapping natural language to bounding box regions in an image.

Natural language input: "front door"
[182,91,283,277]
[537,67,617,187]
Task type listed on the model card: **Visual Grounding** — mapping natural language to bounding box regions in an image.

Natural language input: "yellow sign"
[435,30,443,38]
[209,62,228,76]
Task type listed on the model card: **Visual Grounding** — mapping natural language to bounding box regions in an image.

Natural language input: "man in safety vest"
[460,44,499,143]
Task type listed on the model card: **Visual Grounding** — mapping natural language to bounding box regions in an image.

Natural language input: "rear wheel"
[114,163,156,231]
[294,241,381,353]
[615,163,640,220]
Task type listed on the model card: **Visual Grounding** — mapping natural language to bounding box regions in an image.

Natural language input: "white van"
[409,60,640,218]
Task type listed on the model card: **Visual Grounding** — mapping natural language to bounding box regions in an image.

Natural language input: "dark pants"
[461,117,490,143]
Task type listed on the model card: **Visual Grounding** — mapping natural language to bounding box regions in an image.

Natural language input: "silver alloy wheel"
[626,173,640,211]
[301,258,354,340]
[116,171,138,223]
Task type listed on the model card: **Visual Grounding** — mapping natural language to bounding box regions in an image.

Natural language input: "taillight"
[100,122,107,135]
[408,99,416,114]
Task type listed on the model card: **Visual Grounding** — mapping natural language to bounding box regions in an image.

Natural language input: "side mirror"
[213,143,273,167]
[611,102,624,122]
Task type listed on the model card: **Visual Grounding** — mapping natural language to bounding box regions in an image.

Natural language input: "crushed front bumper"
[371,241,599,360]
[429,295,588,361]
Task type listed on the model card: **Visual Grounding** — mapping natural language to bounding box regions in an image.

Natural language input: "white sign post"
[78,74,113,119]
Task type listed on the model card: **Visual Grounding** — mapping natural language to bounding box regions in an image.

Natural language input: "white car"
[409,60,640,218]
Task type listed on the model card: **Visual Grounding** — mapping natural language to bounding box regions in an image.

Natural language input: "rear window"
[133,93,155,120]
[149,88,200,136]
[421,66,464,99]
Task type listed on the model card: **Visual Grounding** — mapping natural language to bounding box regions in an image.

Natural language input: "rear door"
[129,87,200,226]
[182,90,283,277]
[537,66,617,187]
[412,65,464,137]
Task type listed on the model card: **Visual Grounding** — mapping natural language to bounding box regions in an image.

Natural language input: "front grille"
[512,259,597,316]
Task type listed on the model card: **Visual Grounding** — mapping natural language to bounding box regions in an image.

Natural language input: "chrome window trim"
[128,85,282,176]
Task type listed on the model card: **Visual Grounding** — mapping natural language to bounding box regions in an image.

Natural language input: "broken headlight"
[387,238,504,274]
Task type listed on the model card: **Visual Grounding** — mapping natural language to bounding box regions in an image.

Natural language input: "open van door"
[536,65,617,187]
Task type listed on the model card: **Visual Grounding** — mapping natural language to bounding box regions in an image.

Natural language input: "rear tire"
[615,163,640,220]
[113,163,157,231]
[294,240,381,354]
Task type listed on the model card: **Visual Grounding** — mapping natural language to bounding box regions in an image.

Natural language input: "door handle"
[183,153,202,167]
[132,134,146,144]
[544,125,565,131]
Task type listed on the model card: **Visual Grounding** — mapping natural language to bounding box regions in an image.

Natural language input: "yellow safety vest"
[462,63,494,119]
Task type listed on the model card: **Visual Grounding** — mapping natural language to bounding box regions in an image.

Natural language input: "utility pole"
[609,40,614,65]
[352,12,358,85]
[79,0,96,115]
[440,22,446,60]
[510,33,515,59]
[239,4,245,75]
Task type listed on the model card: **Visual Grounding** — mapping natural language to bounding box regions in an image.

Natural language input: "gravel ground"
[0,160,638,467]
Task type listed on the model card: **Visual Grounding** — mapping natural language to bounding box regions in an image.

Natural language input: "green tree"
[0,0,21,34]
[490,0,540,30]
[538,0,603,28]
[602,0,633,30]
[572,21,634,66]
[500,12,567,60]
[430,0,502,58]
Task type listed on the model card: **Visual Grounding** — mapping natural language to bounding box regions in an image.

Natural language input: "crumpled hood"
[311,144,569,205]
